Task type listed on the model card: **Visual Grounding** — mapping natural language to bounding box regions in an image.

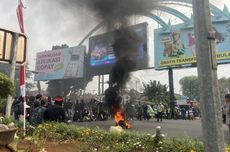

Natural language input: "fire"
[114,111,123,123]
[114,110,131,129]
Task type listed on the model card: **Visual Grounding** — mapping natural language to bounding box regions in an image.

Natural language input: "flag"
[16,0,25,33]
[20,64,26,98]
[17,0,26,98]
[17,0,27,136]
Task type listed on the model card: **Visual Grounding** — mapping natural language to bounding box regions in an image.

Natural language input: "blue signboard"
[154,20,230,70]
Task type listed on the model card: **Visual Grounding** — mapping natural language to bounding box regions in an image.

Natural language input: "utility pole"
[135,81,138,99]
[192,0,225,151]
[98,75,101,100]
[6,33,19,117]
[102,75,104,95]
[168,68,175,119]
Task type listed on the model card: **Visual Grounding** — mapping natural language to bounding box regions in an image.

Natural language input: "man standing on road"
[157,103,164,122]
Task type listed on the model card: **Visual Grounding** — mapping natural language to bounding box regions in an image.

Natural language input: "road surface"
[72,119,230,143]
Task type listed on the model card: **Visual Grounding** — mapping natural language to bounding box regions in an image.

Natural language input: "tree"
[143,80,169,105]
[179,76,199,101]
[0,73,14,98]
[126,88,139,102]
[179,76,198,100]
[179,76,230,103]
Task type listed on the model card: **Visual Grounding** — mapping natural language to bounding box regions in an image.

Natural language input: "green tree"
[143,80,169,105]
[126,88,139,102]
[179,76,199,101]
[0,73,14,98]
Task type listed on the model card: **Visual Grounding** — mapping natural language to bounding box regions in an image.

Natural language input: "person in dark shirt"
[12,96,24,120]
[44,98,66,122]
[30,101,46,126]
[136,102,143,121]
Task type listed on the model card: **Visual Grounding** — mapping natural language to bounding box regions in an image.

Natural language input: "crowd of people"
[11,94,109,126]
[12,94,66,126]
[10,94,204,127]
[124,101,201,122]
[7,92,230,137]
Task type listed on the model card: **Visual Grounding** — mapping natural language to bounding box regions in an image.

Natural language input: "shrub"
[31,122,204,152]
[0,73,14,98]
[0,98,6,113]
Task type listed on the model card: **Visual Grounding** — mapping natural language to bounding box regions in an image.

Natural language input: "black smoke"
[66,0,160,112]
[61,0,160,29]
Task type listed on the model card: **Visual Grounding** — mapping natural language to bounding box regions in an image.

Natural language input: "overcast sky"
[0,0,230,94]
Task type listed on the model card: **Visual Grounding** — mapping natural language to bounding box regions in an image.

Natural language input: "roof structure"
[78,1,230,45]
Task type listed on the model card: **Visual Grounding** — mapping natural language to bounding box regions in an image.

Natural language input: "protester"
[136,102,143,120]
[181,107,186,120]
[27,96,36,110]
[222,106,227,124]
[157,103,164,122]
[73,100,82,122]
[12,96,24,120]
[142,103,150,120]
[64,99,73,119]
[29,100,46,126]
[44,97,66,122]
[35,94,42,103]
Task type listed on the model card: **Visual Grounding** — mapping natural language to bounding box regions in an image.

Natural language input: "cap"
[54,98,62,102]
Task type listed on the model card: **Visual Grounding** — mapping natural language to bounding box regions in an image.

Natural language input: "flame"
[125,120,131,129]
[114,109,131,129]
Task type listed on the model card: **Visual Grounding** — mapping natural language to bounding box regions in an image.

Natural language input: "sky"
[0,0,230,94]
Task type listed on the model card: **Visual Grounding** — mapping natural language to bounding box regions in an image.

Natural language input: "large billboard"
[35,46,85,81]
[88,22,148,75]
[154,20,230,70]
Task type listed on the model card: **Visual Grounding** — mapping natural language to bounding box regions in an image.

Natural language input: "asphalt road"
[72,119,230,143]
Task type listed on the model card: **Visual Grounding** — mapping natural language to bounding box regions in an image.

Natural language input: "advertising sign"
[35,46,85,81]
[88,22,148,75]
[154,20,230,70]
[0,28,27,64]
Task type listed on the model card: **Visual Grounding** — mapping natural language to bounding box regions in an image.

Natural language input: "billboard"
[0,28,27,64]
[88,22,148,75]
[35,46,85,81]
[154,20,230,70]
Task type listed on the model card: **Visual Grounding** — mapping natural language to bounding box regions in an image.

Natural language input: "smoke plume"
[75,0,159,28]
[70,0,160,112]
